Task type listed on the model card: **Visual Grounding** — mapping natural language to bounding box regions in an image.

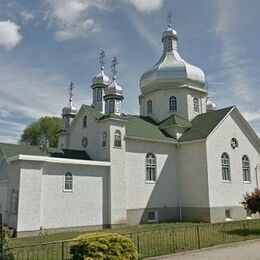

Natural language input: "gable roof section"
[179,106,234,142]
[0,143,91,160]
[159,114,192,129]
[82,105,103,119]
[125,115,177,143]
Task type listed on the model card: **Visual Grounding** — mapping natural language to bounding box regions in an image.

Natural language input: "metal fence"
[0,213,3,260]
[5,218,260,260]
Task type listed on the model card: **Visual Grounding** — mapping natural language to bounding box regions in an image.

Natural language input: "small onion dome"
[62,103,77,116]
[92,66,110,85]
[140,26,205,94]
[105,76,123,98]
[206,99,217,111]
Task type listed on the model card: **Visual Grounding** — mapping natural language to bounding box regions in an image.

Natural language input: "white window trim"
[63,172,73,192]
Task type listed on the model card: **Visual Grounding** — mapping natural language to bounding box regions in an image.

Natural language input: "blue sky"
[0,0,259,143]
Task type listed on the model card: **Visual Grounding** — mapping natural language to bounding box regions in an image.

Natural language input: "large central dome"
[140,26,205,94]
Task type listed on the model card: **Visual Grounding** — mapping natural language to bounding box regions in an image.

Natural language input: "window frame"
[242,155,251,183]
[221,153,231,182]
[147,100,152,114]
[83,115,88,128]
[64,172,73,192]
[102,131,107,147]
[193,98,200,113]
[145,153,156,183]
[147,210,158,223]
[169,96,177,112]
[225,209,232,221]
[114,130,122,148]
[96,88,102,101]
[109,100,115,113]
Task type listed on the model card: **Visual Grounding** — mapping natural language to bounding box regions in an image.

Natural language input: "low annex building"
[0,18,259,237]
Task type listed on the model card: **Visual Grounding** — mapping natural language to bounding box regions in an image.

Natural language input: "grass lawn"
[10,221,196,247]
[7,219,260,259]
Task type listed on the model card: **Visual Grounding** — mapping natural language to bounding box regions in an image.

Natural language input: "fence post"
[196,225,201,249]
[243,222,247,241]
[0,213,3,260]
[136,233,140,259]
[61,241,65,260]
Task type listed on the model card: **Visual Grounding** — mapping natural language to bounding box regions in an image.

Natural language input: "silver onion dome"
[140,24,205,94]
[92,66,110,85]
[105,76,123,98]
[206,99,217,111]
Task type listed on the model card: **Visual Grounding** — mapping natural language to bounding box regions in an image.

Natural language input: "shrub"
[242,189,260,214]
[70,232,139,260]
[1,225,14,260]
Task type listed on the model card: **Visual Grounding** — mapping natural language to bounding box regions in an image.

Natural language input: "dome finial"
[111,56,118,80]
[167,11,173,28]
[69,82,74,105]
[99,50,105,71]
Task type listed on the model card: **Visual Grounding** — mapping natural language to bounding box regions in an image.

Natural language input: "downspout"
[176,143,182,221]
[256,165,259,189]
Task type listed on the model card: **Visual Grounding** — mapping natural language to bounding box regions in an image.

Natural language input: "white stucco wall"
[109,121,127,224]
[179,140,209,207]
[140,86,207,122]
[15,158,110,232]
[125,139,178,209]
[207,112,260,208]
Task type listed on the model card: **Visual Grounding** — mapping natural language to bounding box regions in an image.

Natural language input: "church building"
[0,17,259,237]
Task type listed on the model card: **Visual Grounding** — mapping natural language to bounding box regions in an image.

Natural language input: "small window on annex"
[102,131,107,147]
[242,155,251,182]
[10,189,18,214]
[64,172,73,191]
[147,210,158,222]
[169,96,177,112]
[83,115,87,128]
[221,153,231,181]
[147,100,152,114]
[193,98,200,112]
[225,209,232,221]
[114,130,122,147]
[146,153,156,182]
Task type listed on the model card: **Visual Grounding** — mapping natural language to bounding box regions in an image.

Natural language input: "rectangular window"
[147,210,158,223]
[225,209,232,221]
[97,89,102,101]
[10,190,18,214]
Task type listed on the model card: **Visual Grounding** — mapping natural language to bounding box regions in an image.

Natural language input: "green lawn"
[7,219,260,259]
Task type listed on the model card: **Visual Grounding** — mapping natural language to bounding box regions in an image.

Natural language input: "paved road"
[146,239,260,260]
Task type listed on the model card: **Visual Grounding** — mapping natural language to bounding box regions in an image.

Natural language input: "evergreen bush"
[70,232,138,260]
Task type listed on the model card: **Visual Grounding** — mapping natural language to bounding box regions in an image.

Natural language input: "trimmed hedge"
[70,232,138,260]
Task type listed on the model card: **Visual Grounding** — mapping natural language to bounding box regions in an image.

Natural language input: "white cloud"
[127,0,164,13]
[20,10,35,22]
[44,0,107,41]
[242,109,260,122]
[212,1,254,103]
[0,20,22,50]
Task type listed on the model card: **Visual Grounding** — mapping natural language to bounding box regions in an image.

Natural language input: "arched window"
[114,130,121,147]
[83,116,87,128]
[109,100,115,113]
[147,100,152,114]
[102,131,107,147]
[242,155,250,182]
[146,153,156,182]
[221,153,230,181]
[193,98,199,112]
[64,172,73,191]
[169,96,177,112]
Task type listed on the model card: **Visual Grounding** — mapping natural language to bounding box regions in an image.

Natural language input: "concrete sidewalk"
[145,239,260,260]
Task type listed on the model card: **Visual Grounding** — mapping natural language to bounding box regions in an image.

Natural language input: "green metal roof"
[0,143,91,160]
[179,106,233,142]
[125,115,176,142]
[159,114,192,129]
[82,105,103,119]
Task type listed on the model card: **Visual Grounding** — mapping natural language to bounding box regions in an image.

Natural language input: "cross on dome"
[69,82,74,103]
[99,50,106,70]
[111,56,118,79]
[167,11,173,28]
